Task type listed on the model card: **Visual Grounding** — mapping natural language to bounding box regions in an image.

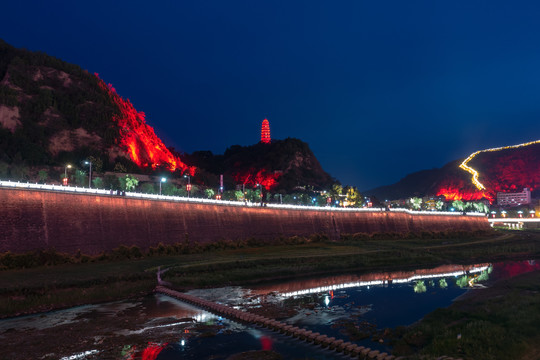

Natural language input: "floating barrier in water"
[155,285,402,359]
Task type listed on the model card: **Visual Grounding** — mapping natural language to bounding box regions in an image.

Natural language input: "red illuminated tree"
[95,74,195,176]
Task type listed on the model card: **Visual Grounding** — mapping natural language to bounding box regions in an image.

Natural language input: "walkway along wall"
[0,188,491,254]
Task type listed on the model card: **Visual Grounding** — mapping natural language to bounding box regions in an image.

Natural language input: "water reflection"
[186,260,538,354]
[413,280,426,293]
[249,263,490,297]
[2,260,537,360]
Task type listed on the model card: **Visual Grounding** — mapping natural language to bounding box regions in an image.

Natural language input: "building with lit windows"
[496,188,531,206]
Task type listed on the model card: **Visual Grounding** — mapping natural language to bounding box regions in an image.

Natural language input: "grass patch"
[0,229,539,319]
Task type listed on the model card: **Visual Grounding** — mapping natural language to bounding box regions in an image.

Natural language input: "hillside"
[0,40,335,192]
[0,39,119,167]
[367,141,540,202]
[183,138,336,192]
[0,39,191,175]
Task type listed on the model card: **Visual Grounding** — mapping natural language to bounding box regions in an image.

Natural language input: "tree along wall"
[0,188,491,254]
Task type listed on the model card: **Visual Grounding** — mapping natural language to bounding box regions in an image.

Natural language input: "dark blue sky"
[2,1,540,190]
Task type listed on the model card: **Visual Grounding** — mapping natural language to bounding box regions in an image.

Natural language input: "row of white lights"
[459,139,540,191]
[59,350,99,360]
[280,265,489,297]
[489,218,540,222]
[0,180,485,217]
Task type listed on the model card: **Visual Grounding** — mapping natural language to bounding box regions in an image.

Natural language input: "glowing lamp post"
[184,174,191,198]
[256,183,263,206]
[63,164,71,186]
[518,210,523,218]
[159,177,166,195]
[530,210,535,218]
[491,211,496,218]
[501,210,507,218]
[84,160,92,188]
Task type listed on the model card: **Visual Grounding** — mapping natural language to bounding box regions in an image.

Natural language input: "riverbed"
[1,260,537,360]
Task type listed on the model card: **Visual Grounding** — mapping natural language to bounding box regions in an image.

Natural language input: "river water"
[1,260,538,360]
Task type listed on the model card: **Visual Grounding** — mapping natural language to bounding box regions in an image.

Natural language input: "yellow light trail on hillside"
[459,139,540,191]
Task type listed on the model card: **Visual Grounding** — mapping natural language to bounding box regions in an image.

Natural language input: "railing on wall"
[0,180,486,217]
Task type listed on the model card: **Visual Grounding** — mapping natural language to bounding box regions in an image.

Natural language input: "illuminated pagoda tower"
[261,118,271,143]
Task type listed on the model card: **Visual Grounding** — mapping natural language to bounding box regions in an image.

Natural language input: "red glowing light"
[260,336,273,350]
[62,177,68,186]
[96,74,195,176]
[436,186,491,202]
[261,119,271,144]
[492,260,540,280]
[452,141,540,202]
[140,343,166,360]
[234,169,281,191]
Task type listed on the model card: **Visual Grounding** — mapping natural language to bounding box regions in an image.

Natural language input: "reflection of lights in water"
[194,313,208,322]
[279,266,489,297]
[413,281,427,293]
[120,310,217,336]
[260,336,273,350]
[246,329,274,350]
[180,339,185,346]
[124,321,193,334]
[60,350,99,360]
[439,278,448,288]
[324,296,330,307]
[140,343,167,360]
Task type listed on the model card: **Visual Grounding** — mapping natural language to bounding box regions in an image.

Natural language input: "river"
[0,260,538,359]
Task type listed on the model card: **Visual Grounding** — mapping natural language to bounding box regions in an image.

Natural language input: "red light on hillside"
[62,177,68,186]
[95,74,195,176]
[436,185,493,203]
[261,119,271,144]
[234,169,281,191]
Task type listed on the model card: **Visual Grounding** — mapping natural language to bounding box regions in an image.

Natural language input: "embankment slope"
[0,188,490,254]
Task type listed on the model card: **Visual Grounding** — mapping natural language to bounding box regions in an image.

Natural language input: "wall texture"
[0,188,491,254]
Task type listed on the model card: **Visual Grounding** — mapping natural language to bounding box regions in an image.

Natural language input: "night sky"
[2,1,540,190]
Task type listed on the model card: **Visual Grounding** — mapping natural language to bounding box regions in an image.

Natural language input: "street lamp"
[63,164,72,186]
[256,183,263,206]
[84,160,92,188]
[184,174,191,198]
[159,177,166,195]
